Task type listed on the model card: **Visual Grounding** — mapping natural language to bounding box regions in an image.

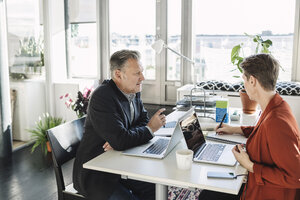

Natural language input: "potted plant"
[60,87,93,118]
[230,33,273,114]
[28,113,65,155]
[10,36,44,79]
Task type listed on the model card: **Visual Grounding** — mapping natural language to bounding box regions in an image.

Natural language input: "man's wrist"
[146,126,154,137]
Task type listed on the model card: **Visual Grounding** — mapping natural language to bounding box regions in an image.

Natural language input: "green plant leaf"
[255,43,260,54]
[263,39,272,46]
[31,139,41,153]
[230,33,281,77]
[28,114,65,155]
[237,60,243,73]
[231,44,241,64]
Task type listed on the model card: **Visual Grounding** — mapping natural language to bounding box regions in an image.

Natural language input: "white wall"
[10,79,46,141]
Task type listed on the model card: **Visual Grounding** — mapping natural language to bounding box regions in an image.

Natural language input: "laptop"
[180,113,237,166]
[154,107,195,136]
[122,119,185,159]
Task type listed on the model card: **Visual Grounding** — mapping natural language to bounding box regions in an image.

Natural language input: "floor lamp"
[151,39,197,85]
[152,39,213,117]
[151,39,195,64]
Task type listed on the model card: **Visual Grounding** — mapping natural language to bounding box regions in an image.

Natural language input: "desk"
[83,140,247,200]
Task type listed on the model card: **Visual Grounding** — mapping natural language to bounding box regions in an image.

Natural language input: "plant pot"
[46,141,52,152]
[239,89,258,114]
[25,66,44,79]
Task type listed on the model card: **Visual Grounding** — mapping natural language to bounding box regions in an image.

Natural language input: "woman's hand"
[216,123,234,135]
[216,124,244,135]
[103,142,114,151]
[232,144,254,173]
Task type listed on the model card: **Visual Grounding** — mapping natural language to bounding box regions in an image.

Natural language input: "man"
[73,50,166,200]
[201,54,300,200]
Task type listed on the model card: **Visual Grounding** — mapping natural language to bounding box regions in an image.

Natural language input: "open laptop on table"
[180,113,237,166]
[122,121,184,159]
[122,107,195,159]
[154,107,194,136]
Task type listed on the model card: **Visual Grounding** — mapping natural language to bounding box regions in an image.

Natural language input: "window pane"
[110,0,156,80]
[7,0,44,79]
[68,23,97,78]
[193,0,295,83]
[68,0,96,23]
[167,0,181,81]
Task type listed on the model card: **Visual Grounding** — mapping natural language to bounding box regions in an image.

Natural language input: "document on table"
[206,131,247,145]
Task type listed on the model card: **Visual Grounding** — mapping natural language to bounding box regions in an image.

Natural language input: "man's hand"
[232,144,254,173]
[147,108,166,132]
[103,142,113,151]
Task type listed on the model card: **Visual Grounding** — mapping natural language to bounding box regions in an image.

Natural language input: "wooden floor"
[0,143,67,200]
[0,104,174,200]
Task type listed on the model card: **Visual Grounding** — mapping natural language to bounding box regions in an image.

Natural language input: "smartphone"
[207,171,235,179]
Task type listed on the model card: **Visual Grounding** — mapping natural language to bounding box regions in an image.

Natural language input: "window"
[6,0,44,79]
[68,23,97,78]
[67,0,97,78]
[193,0,295,83]
[109,0,156,80]
[167,0,181,81]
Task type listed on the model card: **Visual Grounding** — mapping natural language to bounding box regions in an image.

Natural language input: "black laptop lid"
[180,113,206,154]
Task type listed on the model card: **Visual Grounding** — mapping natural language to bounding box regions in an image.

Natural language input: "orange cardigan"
[241,93,300,200]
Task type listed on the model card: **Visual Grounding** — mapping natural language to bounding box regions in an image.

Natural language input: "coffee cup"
[176,149,193,170]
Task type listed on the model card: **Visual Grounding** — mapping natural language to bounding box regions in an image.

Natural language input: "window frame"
[64,0,300,104]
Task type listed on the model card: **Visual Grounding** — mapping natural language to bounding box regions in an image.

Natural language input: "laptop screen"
[180,113,205,154]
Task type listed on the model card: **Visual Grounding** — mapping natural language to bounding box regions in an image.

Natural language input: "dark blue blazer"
[73,79,153,200]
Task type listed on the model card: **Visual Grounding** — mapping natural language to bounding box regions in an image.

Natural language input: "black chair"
[47,117,86,200]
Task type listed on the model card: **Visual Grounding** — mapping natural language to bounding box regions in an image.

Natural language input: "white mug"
[176,149,193,170]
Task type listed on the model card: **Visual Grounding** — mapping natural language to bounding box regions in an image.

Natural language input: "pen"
[217,113,227,129]
[235,145,240,153]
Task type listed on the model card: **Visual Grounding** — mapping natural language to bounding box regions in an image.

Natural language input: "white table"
[83,140,247,200]
[197,107,260,131]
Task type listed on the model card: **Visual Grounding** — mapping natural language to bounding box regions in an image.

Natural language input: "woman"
[214,54,300,200]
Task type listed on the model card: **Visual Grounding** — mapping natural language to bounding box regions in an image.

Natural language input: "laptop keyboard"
[198,144,225,162]
[163,121,177,128]
[143,138,169,155]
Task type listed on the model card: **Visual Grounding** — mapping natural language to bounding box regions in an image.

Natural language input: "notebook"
[122,121,184,159]
[154,107,195,136]
[206,131,247,145]
[180,113,237,166]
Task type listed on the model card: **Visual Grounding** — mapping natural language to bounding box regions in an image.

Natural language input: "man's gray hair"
[110,50,141,77]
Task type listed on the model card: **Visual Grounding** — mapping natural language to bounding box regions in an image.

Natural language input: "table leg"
[155,184,168,200]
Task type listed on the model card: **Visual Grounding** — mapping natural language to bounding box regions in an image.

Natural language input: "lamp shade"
[151,39,165,54]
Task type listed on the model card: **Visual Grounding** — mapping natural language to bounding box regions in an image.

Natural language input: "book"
[206,131,247,145]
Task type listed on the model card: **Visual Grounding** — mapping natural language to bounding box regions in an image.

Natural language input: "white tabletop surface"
[83,140,247,195]
[197,108,260,131]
